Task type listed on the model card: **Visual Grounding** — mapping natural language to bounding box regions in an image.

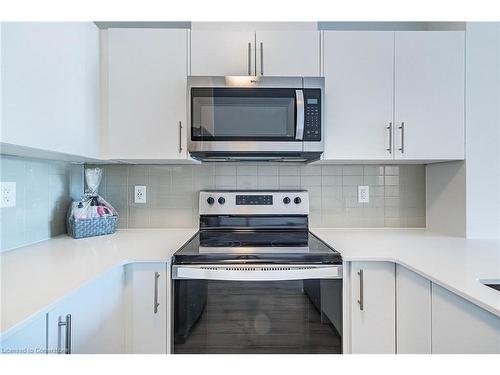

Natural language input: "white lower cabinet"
[431,283,500,354]
[0,314,47,354]
[46,267,126,354]
[125,263,168,354]
[395,265,432,353]
[349,262,396,353]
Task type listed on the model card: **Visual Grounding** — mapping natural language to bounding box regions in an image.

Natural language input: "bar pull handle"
[386,122,393,153]
[178,121,183,154]
[260,42,264,76]
[357,270,364,311]
[154,272,160,314]
[398,122,405,154]
[58,314,72,354]
[248,42,252,76]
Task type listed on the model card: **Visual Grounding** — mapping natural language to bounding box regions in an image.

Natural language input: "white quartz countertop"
[0,229,197,338]
[311,228,500,317]
[2,227,499,339]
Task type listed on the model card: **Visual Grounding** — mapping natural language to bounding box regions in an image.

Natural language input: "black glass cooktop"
[172,230,342,265]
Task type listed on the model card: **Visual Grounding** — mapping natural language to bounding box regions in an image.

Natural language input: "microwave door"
[295,89,305,140]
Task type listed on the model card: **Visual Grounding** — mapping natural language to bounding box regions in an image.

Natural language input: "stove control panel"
[199,191,309,215]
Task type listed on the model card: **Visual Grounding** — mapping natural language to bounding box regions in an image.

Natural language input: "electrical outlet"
[134,185,147,204]
[0,182,17,208]
[358,185,369,203]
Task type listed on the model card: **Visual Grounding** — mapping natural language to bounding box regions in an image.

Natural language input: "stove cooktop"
[172,230,342,265]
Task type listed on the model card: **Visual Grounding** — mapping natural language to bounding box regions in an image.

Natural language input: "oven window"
[191,88,297,141]
[173,279,342,354]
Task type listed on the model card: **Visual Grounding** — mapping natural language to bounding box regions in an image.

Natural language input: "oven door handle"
[172,265,342,281]
[295,89,305,140]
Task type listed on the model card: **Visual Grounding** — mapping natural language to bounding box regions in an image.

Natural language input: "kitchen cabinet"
[46,267,126,354]
[191,25,319,76]
[125,263,168,354]
[105,28,188,160]
[395,265,431,354]
[349,262,396,353]
[322,30,464,161]
[190,29,255,76]
[323,31,394,160]
[0,22,100,159]
[394,31,465,160]
[431,283,500,354]
[0,314,47,355]
[255,31,320,76]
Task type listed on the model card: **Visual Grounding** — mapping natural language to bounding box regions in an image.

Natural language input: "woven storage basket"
[68,215,118,239]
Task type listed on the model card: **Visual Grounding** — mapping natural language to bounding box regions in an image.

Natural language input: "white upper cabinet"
[106,28,188,160]
[191,23,320,76]
[349,262,396,354]
[323,31,394,160]
[394,31,465,160]
[190,30,255,76]
[0,22,100,158]
[255,30,320,76]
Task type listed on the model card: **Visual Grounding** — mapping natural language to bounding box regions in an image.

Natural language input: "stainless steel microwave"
[187,76,324,162]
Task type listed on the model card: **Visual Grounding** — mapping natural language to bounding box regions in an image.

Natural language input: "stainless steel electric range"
[171,190,343,354]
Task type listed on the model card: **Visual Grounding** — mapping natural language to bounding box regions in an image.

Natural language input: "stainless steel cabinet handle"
[178,121,183,154]
[386,122,393,153]
[248,42,252,76]
[398,122,405,154]
[154,272,160,314]
[357,270,364,311]
[58,314,72,354]
[260,42,264,76]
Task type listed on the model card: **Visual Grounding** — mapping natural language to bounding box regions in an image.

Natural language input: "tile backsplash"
[95,163,426,229]
[0,156,80,252]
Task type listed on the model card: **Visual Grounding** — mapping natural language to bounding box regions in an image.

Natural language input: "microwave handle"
[295,90,305,140]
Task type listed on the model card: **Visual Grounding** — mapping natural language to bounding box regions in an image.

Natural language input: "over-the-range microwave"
[187,76,324,162]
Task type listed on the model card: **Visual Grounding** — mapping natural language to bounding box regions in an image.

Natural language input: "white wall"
[1,22,100,158]
[465,23,500,238]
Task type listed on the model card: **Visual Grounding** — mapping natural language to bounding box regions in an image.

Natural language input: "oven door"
[172,264,343,354]
[189,87,304,152]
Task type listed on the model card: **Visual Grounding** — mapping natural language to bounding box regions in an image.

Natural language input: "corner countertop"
[311,228,500,318]
[2,227,499,339]
[0,229,198,338]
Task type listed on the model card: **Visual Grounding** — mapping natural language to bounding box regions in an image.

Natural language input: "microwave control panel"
[303,89,321,141]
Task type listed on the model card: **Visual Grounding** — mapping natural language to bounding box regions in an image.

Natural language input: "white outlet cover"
[358,185,369,203]
[0,182,17,208]
[134,185,147,204]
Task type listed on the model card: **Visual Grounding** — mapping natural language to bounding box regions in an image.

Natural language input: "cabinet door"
[394,31,465,160]
[396,265,431,353]
[1,22,99,158]
[107,28,188,160]
[323,31,394,160]
[126,263,167,354]
[255,30,320,76]
[431,283,500,354]
[350,262,395,353]
[0,314,47,355]
[191,29,255,76]
[47,267,125,354]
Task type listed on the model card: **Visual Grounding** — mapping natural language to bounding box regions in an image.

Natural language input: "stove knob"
[283,197,291,204]
[218,197,226,205]
[294,197,302,204]
[206,197,215,205]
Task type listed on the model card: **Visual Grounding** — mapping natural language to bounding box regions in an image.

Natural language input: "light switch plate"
[358,185,369,203]
[0,182,17,208]
[134,185,147,204]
